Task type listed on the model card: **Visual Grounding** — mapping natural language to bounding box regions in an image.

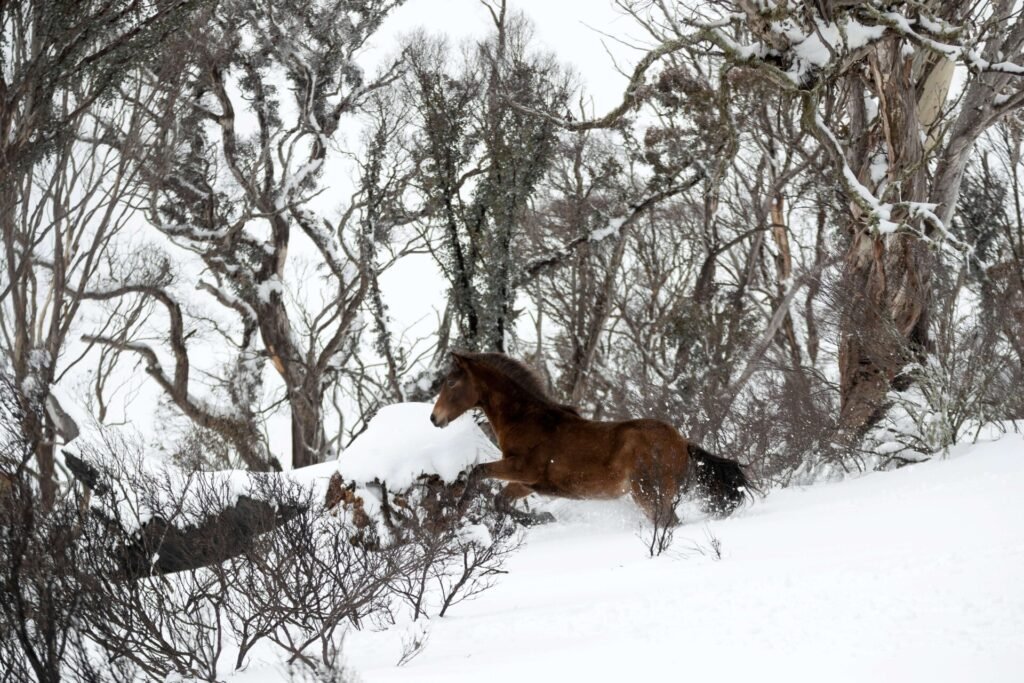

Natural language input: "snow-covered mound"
[63,402,498,532]
[336,430,1024,683]
[337,402,499,488]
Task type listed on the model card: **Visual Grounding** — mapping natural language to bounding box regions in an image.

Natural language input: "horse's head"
[430,351,480,428]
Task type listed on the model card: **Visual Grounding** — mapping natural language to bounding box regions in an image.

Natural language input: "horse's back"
[608,417,689,451]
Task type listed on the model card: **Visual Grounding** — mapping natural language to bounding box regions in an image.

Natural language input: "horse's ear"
[451,350,469,367]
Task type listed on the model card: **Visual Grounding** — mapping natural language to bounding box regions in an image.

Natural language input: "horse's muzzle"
[430,412,448,428]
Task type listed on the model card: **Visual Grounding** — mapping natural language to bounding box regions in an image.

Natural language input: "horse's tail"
[686,445,756,517]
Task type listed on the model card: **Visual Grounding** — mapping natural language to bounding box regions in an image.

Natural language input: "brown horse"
[430,351,752,523]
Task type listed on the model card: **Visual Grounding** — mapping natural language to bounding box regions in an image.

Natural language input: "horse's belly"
[531,481,628,500]
[539,461,630,499]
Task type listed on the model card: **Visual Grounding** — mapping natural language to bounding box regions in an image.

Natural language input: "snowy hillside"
[328,431,1024,683]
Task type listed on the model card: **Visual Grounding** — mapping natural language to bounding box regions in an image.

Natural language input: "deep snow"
[335,429,1024,683]
[66,402,1023,681]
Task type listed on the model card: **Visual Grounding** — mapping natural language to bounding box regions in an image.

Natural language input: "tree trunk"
[837,232,929,433]
[836,42,941,436]
[290,389,326,470]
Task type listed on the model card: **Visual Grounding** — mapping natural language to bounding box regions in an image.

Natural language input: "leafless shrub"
[286,633,358,683]
[71,453,266,679]
[61,444,397,679]
[382,473,523,621]
[0,399,525,683]
[437,498,521,617]
[0,465,92,683]
[1,377,78,682]
[634,456,685,558]
[640,514,678,558]
[396,623,430,667]
[1,376,150,683]
[239,504,400,669]
[678,526,724,562]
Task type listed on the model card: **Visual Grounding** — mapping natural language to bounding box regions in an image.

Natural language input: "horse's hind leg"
[629,466,681,527]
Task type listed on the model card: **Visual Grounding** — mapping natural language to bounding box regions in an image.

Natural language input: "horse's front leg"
[497,482,555,526]
[472,455,537,486]
[469,458,555,526]
[500,482,535,500]
[459,457,530,515]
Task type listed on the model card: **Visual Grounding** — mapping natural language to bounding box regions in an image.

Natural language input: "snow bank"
[336,402,499,489]
[62,402,497,533]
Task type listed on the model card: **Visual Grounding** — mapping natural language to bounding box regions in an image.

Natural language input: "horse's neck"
[476,387,518,438]
[472,369,541,447]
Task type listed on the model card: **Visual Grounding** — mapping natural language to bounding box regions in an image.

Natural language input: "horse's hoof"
[532,511,556,525]
[513,509,555,527]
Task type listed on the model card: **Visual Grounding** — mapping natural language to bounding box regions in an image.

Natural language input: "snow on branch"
[806,104,976,256]
[196,280,257,322]
[870,9,1024,76]
[515,172,704,287]
[549,2,1021,136]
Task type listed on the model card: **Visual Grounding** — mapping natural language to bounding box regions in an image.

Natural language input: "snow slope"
[343,431,1024,683]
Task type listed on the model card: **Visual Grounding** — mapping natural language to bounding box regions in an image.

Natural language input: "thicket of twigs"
[1,379,519,681]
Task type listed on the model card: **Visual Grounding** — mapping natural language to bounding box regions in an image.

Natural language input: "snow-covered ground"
[339,429,1024,683]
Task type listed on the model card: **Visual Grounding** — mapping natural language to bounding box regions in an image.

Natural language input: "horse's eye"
[447,378,457,388]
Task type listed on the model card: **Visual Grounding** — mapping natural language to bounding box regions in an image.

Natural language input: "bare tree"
[0,0,199,505]
[84,0,410,469]
[567,0,1024,441]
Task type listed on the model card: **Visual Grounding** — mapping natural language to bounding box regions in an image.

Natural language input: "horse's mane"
[462,352,570,411]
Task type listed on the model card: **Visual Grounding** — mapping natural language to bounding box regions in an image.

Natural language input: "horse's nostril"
[430,413,438,426]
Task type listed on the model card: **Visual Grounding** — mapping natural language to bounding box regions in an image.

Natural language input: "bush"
[0,378,522,681]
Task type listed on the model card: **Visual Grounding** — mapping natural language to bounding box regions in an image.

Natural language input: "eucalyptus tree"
[589,0,1024,439]
[83,0,410,469]
[0,0,199,505]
